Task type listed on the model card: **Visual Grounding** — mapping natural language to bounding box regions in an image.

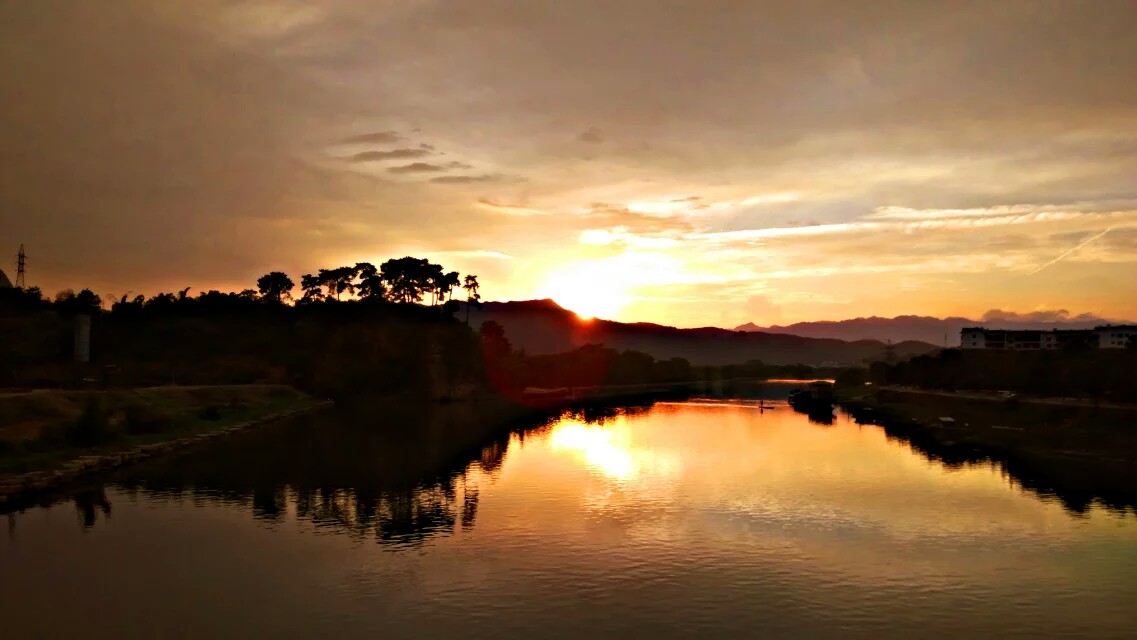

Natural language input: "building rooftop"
[0,268,11,288]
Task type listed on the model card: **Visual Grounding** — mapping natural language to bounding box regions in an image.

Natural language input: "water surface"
[2,401,1135,638]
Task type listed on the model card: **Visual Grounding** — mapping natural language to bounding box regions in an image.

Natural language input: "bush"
[124,404,171,435]
[68,397,112,447]
[198,404,222,421]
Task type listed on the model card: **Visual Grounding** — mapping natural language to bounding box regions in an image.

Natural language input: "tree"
[0,285,45,312]
[324,266,358,300]
[423,262,445,306]
[54,289,103,315]
[299,273,325,303]
[381,257,431,303]
[354,262,386,300]
[437,271,461,303]
[463,274,481,323]
[257,271,295,303]
[479,320,512,359]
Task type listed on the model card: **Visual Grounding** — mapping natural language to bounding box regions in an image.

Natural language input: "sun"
[539,261,631,320]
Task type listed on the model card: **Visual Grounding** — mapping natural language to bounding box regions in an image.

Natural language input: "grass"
[0,385,322,476]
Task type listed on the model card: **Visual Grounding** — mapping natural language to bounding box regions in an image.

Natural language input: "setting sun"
[539,261,631,320]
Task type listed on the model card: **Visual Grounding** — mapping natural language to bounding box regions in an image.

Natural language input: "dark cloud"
[388,162,444,174]
[351,147,433,162]
[2,0,1136,321]
[578,127,604,143]
[430,174,508,184]
[388,160,472,174]
[342,131,402,145]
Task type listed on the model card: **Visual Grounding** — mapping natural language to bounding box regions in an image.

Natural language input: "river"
[2,399,1135,638]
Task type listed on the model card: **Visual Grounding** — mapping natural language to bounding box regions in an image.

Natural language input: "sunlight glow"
[539,262,632,320]
[549,421,679,481]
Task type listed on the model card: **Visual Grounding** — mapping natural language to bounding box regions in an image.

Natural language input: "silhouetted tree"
[0,285,46,312]
[436,271,460,303]
[324,266,358,300]
[381,257,432,303]
[257,271,295,303]
[479,320,511,359]
[463,274,481,324]
[299,273,325,303]
[423,262,445,306]
[53,289,103,315]
[354,262,386,300]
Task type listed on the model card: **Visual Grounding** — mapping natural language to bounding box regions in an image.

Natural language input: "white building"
[1096,325,1137,349]
[962,326,1135,350]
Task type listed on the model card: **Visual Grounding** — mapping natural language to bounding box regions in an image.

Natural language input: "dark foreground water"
[2,401,1136,638]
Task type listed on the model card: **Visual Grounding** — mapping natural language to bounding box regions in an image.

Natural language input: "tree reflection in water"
[869,417,1137,516]
[48,401,538,543]
[72,486,112,529]
[6,400,1133,540]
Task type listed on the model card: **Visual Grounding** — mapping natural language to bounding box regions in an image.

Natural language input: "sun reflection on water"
[549,419,680,481]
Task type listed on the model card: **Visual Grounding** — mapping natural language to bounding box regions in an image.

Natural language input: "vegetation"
[0,385,317,475]
[1,254,846,405]
[863,347,1137,403]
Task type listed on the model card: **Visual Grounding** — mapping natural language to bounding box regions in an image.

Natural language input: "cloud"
[341,131,402,145]
[4,1,1137,323]
[429,174,510,184]
[578,127,604,143]
[433,250,515,260]
[979,309,1103,323]
[387,161,471,174]
[475,198,549,216]
[347,148,427,161]
[351,146,433,162]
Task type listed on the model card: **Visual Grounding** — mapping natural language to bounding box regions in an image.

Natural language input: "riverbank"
[837,386,1137,466]
[0,385,332,503]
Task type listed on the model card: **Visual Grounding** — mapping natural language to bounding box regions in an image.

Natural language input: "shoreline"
[836,388,1137,467]
[0,399,333,505]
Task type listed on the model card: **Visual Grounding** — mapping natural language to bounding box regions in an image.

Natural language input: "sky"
[2,0,1136,327]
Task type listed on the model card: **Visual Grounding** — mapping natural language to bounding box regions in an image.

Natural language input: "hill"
[736,312,1124,346]
[466,300,935,366]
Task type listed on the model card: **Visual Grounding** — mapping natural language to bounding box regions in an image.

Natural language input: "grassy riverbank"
[838,385,1137,464]
[0,385,324,477]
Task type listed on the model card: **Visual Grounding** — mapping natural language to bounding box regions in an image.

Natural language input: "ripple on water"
[1,403,1136,638]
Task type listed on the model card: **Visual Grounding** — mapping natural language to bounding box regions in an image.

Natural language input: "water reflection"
[4,398,1135,547]
[3,400,1137,639]
[101,405,521,546]
[848,411,1137,516]
[550,420,681,482]
[72,487,112,529]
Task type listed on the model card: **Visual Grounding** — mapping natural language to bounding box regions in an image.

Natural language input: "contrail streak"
[1029,227,1112,275]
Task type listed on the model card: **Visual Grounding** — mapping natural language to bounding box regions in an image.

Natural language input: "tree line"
[861,347,1137,403]
[0,256,481,317]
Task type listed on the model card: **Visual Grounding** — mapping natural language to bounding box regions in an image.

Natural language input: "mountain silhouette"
[735,311,1125,346]
[465,300,935,366]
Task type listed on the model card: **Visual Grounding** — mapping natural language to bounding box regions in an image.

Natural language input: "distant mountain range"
[735,311,1128,346]
[465,300,935,366]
